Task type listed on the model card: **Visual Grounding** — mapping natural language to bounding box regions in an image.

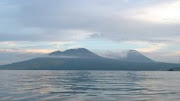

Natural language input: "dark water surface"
[0,70,180,101]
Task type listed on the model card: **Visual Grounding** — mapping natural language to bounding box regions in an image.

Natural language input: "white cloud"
[129,0,180,24]
[136,43,167,53]
[0,49,53,53]
[164,51,180,57]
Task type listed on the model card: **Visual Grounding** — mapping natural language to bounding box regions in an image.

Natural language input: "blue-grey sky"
[0,0,180,64]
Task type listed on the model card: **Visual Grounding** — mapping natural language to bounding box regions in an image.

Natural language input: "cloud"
[0,52,44,65]
[0,0,179,43]
[136,44,166,53]
[144,51,180,63]
[129,0,180,24]
[0,49,53,53]
[125,41,168,52]
[0,41,86,54]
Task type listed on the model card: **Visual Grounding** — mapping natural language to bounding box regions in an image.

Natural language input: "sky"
[0,0,180,64]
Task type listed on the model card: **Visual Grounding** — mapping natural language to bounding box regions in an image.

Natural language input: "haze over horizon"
[0,0,180,64]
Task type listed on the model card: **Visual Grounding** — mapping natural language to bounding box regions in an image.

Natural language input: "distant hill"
[0,48,179,70]
[119,50,154,62]
[0,57,177,70]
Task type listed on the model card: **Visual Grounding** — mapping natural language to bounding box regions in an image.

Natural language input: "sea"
[0,70,180,101]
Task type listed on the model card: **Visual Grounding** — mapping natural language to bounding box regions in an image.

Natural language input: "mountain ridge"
[49,48,102,58]
[0,48,178,70]
[118,50,154,62]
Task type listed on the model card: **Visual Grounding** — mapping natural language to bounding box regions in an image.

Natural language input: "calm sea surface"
[0,70,180,101]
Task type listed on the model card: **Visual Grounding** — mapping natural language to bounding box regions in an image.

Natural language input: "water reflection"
[0,71,180,101]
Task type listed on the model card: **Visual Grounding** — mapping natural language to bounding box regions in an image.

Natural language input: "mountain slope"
[49,48,101,58]
[0,57,176,70]
[119,50,154,62]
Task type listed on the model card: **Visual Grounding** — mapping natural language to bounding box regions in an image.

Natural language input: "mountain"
[168,65,180,71]
[119,50,154,62]
[49,50,62,56]
[0,48,179,70]
[49,48,101,58]
[0,57,177,70]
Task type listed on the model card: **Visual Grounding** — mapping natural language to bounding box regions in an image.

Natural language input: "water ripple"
[0,71,180,101]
